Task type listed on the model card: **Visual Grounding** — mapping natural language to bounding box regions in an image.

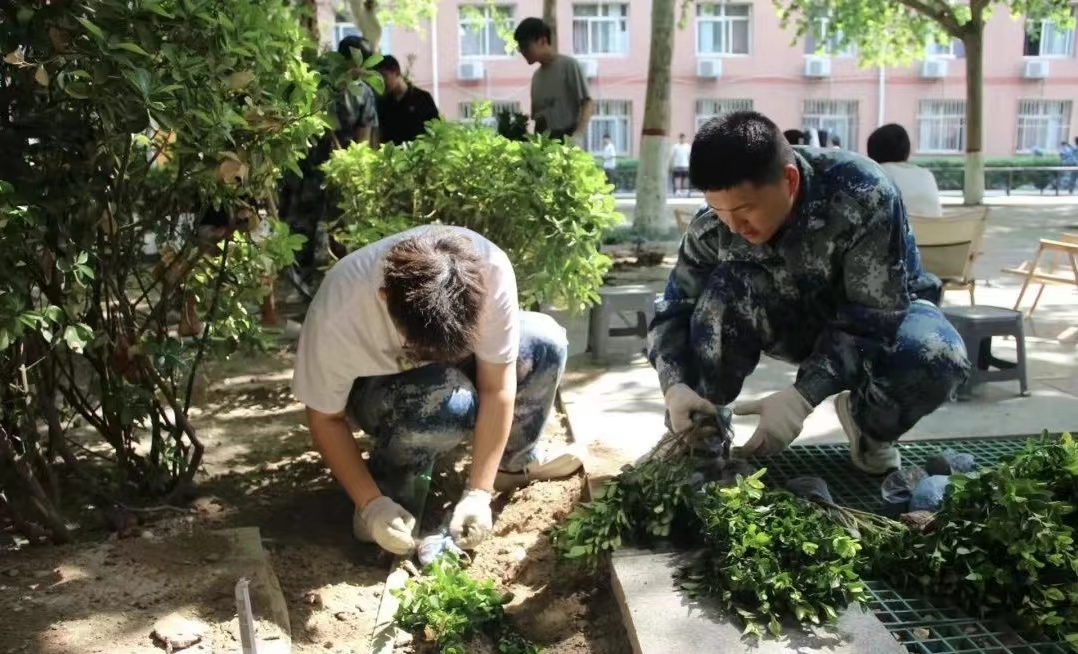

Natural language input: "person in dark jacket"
[373,55,440,146]
[648,111,969,475]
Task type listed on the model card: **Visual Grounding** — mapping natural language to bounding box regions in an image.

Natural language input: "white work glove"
[449,488,493,550]
[733,386,814,457]
[359,496,417,556]
[664,383,717,434]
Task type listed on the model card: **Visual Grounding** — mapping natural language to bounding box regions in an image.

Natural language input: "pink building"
[322,1,1078,158]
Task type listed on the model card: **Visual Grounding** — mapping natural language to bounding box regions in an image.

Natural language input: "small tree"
[775,0,1073,205]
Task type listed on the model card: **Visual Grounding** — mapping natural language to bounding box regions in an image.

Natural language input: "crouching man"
[293,226,582,556]
[648,111,970,474]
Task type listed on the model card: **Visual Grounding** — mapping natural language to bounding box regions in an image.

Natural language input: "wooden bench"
[1001,233,1078,318]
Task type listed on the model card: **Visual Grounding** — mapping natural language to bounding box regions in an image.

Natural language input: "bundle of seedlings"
[880,433,1078,648]
[393,554,538,654]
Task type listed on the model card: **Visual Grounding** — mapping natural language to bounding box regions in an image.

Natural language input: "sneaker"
[494,446,583,492]
[835,392,901,475]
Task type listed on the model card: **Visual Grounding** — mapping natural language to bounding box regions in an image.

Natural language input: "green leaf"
[114,42,151,57]
[75,16,106,41]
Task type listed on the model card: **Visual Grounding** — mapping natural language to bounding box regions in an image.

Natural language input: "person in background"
[867,123,942,217]
[373,55,440,146]
[1058,139,1077,194]
[335,35,380,148]
[783,129,805,145]
[601,135,618,188]
[670,133,692,196]
[830,135,842,149]
[650,111,968,476]
[514,17,593,144]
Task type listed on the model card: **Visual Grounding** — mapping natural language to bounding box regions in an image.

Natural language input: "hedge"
[598,155,1070,193]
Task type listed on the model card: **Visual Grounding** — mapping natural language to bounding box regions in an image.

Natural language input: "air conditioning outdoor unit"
[580,58,599,79]
[696,58,723,79]
[921,58,948,79]
[457,60,486,81]
[804,56,832,78]
[1023,58,1050,80]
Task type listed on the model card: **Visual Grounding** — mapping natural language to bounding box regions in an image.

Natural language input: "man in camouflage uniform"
[648,111,970,474]
[279,36,379,280]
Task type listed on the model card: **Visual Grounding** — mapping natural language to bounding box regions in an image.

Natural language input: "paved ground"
[563,201,1078,477]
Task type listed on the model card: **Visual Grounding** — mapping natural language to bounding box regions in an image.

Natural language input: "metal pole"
[430,8,441,108]
[877,65,886,127]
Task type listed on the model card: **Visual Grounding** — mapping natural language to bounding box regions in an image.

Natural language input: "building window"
[459,5,514,58]
[459,100,523,127]
[925,38,965,58]
[572,4,629,56]
[333,22,392,54]
[803,15,855,57]
[1024,11,1075,57]
[803,99,859,151]
[917,99,967,154]
[695,98,753,132]
[696,3,751,56]
[586,100,632,154]
[1016,100,1072,153]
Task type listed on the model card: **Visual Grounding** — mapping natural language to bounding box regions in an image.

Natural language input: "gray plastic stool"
[588,285,657,360]
[942,305,1029,398]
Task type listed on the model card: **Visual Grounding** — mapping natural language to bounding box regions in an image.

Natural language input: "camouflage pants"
[688,262,970,442]
[346,311,568,511]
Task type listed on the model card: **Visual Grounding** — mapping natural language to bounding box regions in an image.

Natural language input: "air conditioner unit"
[580,58,599,79]
[804,56,831,78]
[1023,58,1049,80]
[696,58,723,79]
[457,60,485,81]
[921,58,948,79]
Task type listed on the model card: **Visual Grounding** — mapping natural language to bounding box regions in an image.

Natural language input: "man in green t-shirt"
[513,18,593,143]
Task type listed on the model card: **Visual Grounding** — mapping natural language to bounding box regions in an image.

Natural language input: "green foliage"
[550,458,699,570]
[393,554,538,654]
[684,470,870,639]
[322,120,620,312]
[882,433,1078,646]
[0,0,321,540]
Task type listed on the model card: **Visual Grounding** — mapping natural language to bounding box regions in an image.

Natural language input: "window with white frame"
[925,38,965,58]
[917,99,966,154]
[1016,100,1072,153]
[572,4,629,56]
[803,15,855,57]
[333,22,393,54]
[695,98,753,132]
[696,3,751,56]
[459,5,514,58]
[1024,10,1076,57]
[803,99,859,150]
[459,100,523,127]
[586,100,632,154]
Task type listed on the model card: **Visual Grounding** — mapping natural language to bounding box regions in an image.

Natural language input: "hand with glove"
[356,496,417,556]
[449,488,493,550]
[732,386,814,457]
[664,383,717,434]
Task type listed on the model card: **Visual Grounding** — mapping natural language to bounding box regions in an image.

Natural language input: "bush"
[322,121,620,312]
[0,0,321,542]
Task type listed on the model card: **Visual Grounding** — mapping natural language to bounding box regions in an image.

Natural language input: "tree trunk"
[543,0,558,53]
[348,0,383,50]
[633,0,677,235]
[962,26,985,205]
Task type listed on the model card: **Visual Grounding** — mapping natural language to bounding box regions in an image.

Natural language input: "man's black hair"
[689,111,794,191]
[866,123,912,164]
[514,17,551,47]
[374,54,401,74]
[783,129,804,145]
[337,35,373,61]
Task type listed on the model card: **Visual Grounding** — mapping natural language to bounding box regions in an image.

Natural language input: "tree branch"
[897,0,963,36]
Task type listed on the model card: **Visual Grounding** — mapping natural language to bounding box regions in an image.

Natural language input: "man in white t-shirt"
[670,133,691,196]
[292,225,582,556]
[601,135,617,187]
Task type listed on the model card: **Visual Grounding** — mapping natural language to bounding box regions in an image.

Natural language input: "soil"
[0,345,630,654]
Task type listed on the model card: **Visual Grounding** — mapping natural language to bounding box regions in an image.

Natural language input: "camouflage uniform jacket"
[648,148,940,406]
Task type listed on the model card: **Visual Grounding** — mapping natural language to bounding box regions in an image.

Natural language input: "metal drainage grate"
[762,436,1066,654]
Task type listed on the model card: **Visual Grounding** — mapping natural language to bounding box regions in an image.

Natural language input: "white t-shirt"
[671,143,691,169]
[602,142,617,170]
[881,162,943,218]
[292,225,520,415]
